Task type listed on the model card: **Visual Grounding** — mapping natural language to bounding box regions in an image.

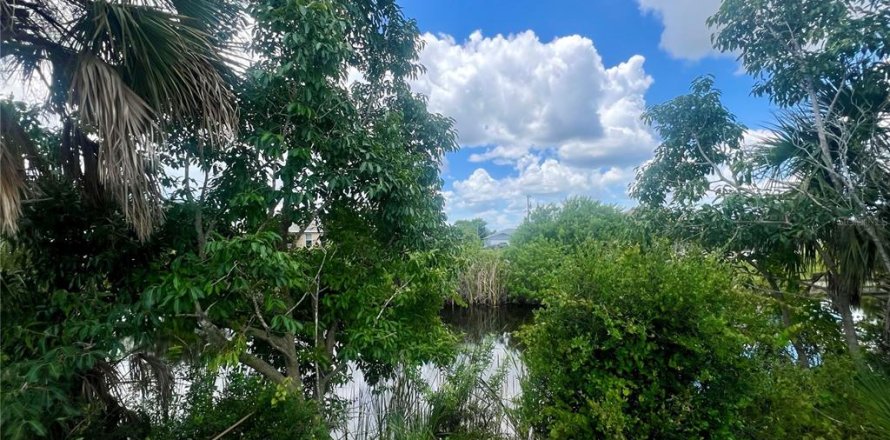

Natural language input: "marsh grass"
[456,249,508,306]
[334,338,524,440]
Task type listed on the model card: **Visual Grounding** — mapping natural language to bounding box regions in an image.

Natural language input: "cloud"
[637,0,723,60]
[445,156,636,230]
[411,30,655,167]
[410,30,659,228]
[741,128,774,147]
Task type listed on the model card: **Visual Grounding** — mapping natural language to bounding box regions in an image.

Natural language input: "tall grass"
[334,339,525,440]
[456,249,508,306]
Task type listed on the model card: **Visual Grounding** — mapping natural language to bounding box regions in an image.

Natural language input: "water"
[332,305,536,439]
[440,304,536,345]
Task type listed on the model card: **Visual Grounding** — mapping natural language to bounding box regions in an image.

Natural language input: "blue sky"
[399,0,775,229]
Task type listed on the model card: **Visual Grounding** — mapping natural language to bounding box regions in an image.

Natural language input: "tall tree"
[1,0,459,437]
[630,78,816,366]
[454,218,491,241]
[1,2,242,437]
[709,0,890,357]
[634,0,890,359]
[145,0,458,405]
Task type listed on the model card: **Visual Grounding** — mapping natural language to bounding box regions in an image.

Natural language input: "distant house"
[483,229,515,248]
[288,219,323,248]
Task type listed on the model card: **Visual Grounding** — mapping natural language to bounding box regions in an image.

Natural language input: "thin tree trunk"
[832,280,861,359]
[884,294,890,352]
[782,305,810,368]
[818,245,863,360]
[805,78,842,190]
[60,120,82,183]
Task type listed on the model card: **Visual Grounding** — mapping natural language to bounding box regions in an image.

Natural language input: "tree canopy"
[0,1,458,437]
[633,0,890,360]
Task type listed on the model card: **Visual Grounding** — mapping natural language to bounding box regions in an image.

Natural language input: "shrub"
[502,238,563,303]
[151,369,327,440]
[519,242,762,439]
[503,197,639,304]
[510,198,631,249]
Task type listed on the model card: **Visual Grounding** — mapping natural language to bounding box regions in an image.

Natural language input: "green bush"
[502,197,637,304]
[502,238,563,303]
[510,198,632,249]
[519,242,764,439]
[516,240,890,439]
[151,369,327,440]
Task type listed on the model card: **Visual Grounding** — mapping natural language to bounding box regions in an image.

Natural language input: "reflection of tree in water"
[332,306,536,438]
[440,305,536,350]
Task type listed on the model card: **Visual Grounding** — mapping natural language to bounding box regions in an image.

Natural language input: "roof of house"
[288,219,322,234]
[483,228,516,240]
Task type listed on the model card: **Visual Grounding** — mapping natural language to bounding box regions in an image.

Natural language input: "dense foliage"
[1,0,457,438]
[504,198,634,303]
[513,208,888,439]
[633,0,890,360]
[153,369,327,440]
[2,0,889,438]
[521,242,762,438]
[453,218,492,242]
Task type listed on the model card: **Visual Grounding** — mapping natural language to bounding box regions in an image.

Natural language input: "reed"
[456,249,508,306]
[334,339,524,439]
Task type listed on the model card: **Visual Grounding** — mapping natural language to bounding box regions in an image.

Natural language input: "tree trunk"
[79,130,101,203]
[60,120,82,183]
[831,280,861,359]
[781,303,810,368]
[884,295,890,352]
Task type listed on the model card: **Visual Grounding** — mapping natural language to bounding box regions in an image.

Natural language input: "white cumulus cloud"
[411,30,659,228]
[411,30,656,167]
[410,30,659,227]
[445,156,636,230]
[637,0,723,60]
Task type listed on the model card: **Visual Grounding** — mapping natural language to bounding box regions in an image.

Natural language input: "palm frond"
[826,223,877,307]
[856,371,890,437]
[168,0,244,40]
[69,53,163,239]
[2,1,240,238]
[75,0,237,147]
[128,351,175,413]
[755,110,822,183]
[0,139,27,236]
[0,104,35,236]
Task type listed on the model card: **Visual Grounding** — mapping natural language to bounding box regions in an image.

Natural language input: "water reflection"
[440,304,536,345]
[332,305,535,439]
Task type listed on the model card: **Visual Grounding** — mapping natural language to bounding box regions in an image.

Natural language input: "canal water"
[332,305,536,439]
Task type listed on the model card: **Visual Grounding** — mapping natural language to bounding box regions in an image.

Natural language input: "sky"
[399,0,775,230]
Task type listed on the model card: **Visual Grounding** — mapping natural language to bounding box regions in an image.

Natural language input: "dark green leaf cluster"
[152,368,326,440]
[1,182,171,439]
[520,243,761,438]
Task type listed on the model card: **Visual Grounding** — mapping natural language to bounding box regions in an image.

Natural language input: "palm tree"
[0,0,240,239]
[755,85,890,357]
